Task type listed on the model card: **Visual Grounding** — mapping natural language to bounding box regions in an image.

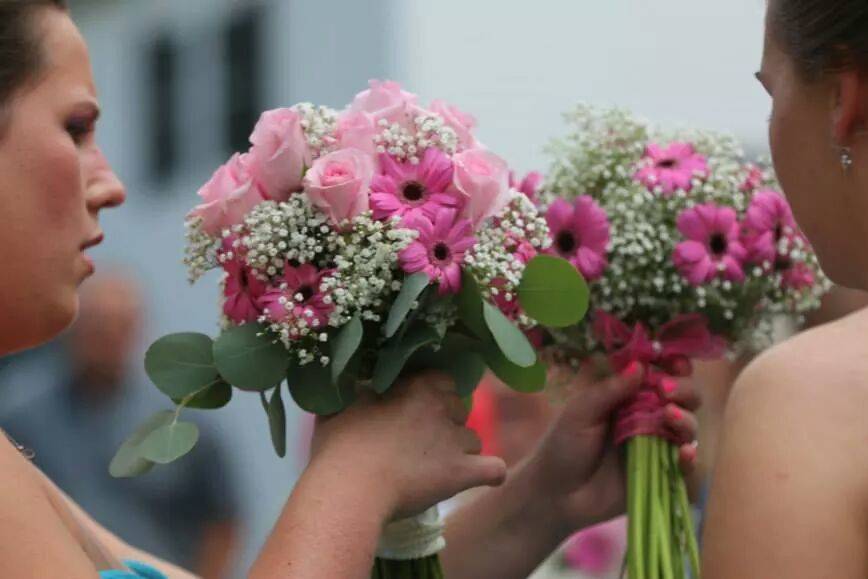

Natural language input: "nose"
[85,147,127,212]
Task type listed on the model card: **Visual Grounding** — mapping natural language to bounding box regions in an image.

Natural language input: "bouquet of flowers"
[531,105,827,579]
[110,80,587,579]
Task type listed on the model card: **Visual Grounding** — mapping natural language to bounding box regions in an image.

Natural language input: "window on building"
[225,7,263,153]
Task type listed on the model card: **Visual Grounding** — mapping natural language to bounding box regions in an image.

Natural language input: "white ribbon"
[376,506,446,560]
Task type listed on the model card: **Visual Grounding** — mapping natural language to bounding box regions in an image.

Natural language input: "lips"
[81,232,104,251]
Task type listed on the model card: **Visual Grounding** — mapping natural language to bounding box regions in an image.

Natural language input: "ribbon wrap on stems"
[376,506,445,561]
[593,310,725,444]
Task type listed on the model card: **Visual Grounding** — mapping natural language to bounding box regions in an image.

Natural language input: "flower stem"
[648,437,660,578]
[672,446,701,578]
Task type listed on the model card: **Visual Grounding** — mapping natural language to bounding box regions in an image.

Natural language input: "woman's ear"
[832,70,868,145]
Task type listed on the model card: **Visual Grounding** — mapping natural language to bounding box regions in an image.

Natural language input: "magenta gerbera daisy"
[673,203,746,285]
[399,208,476,295]
[259,263,335,335]
[634,142,709,196]
[370,147,461,221]
[220,239,267,324]
[544,196,610,281]
[742,189,797,265]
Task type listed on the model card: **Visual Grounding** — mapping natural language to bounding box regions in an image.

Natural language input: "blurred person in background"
[0,272,241,579]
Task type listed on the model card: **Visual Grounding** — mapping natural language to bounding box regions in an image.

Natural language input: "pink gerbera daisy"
[370,148,461,221]
[399,208,476,295]
[220,238,267,324]
[545,196,610,281]
[259,263,335,334]
[779,260,815,290]
[634,142,709,196]
[742,190,797,265]
[673,203,747,285]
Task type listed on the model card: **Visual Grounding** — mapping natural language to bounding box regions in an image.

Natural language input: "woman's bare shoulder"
[0,436,98,577]
[734,309,868,408]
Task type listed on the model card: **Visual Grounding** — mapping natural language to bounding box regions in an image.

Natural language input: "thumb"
[589,361,644,416]
[457,455,507,492]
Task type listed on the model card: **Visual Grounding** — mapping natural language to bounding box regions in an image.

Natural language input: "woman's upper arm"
[702,348,868,579]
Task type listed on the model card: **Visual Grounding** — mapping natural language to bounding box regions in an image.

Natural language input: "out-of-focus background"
[0,1,774,577]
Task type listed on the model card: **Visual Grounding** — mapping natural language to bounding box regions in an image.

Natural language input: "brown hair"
[0,0,69,109]
[771,0,868,78]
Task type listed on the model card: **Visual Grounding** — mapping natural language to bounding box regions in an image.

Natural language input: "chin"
[20,291,80,353]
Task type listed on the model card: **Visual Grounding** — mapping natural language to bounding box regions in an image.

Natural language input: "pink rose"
[453,148,512,224]
[350,79,418,123]
[304,148,374,225]
[247,108,310,201]
[430,99,477,150]
[335,110,378,156]
[190,153,265,236]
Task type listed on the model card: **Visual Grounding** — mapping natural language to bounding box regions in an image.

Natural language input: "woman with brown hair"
[702,1,868,577]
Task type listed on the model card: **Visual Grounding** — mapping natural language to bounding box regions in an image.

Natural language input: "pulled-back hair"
[770,0,868,79]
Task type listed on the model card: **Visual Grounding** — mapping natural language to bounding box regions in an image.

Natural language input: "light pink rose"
[335,110,378,155]
[247,108,310,201]
[453,148,512,224]
[304,148,374,225]
[350,79,418,123]
[190,153,265,236]
[430,99,477,150]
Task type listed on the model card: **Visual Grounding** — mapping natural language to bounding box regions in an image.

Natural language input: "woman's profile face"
[760,4,868,289]
[0,8,125,355]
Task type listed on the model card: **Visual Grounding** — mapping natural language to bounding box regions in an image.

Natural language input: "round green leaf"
[483,346,547,393]
[331,315,363,384]
[174,381,233,410]
[289,361,356,416]
[145,333,219,399]
[456,272,487,338]
[518,255,590,328]
[140,421,200,464]
[109,410,175,478]
[385,273,430,338]
[482,301,536,368]
[213,324,290,391]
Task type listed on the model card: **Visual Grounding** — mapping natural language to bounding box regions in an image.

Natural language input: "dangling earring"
[841,147,854,172]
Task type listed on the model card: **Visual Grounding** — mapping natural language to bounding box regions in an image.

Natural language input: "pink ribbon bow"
[593,310,725,443]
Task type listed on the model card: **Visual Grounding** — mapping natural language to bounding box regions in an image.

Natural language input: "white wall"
[391,0,770,173]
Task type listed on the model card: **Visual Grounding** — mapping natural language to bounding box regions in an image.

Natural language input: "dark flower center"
[555,230,578,254]
[657,158,678,169]
[709,233,728,256]
[433,242,451,262]
[298,285,315,301]
[774,255,792,272]
[402,181,427,203]
[774,223,783,241]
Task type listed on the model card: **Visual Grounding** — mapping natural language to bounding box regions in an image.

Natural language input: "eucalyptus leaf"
[267,385,287,458]
[331,315,363,385]
[384,273,430,338]
[372,326,440,394]
[289,361,356,416]
[140,421,200,464]
[109,410,175,478]
[213,324,289,391]
[456,272,487,338]
[482,301,536,368]
[174,381,232,410]
[484,346,547,393]
[518,255,590,328]
[145,333,219,399]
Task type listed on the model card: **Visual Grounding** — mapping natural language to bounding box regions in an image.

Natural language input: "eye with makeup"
[65,104,100,146]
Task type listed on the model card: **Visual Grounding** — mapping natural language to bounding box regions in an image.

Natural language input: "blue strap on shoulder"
[99,560,168,579]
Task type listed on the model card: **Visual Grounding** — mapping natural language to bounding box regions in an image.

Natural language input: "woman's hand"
[530,360,700,535]
[310,371,507,520]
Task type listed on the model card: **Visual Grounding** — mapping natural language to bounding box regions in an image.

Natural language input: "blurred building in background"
[0,1,770,577]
